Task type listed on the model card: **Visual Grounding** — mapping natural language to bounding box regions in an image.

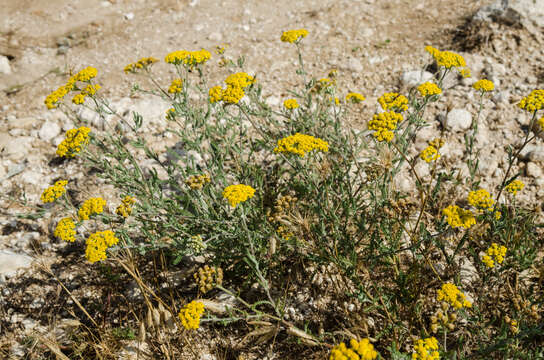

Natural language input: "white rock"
[0,250,33,280]
[445,109,472,132]
[124,12,135,20]
[2,136,34,161]
[526,147,544,162]
[401,70,433,87]
[20,169,44,185]
[474,0,544,28]
[207,32,222,42]
[266,96,280,107]
[526,162,543,178]
[0,55,11,74]
[38,121,61,142]
[345,57,363,73]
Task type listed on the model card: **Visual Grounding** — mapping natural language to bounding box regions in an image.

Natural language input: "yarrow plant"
[178,300,205,330]
[56,127,91,158]
[222,184,255,208]
[280,29,309,43]
[273,133,329,157]
[40,180,68,203]
[329,338,378,360]
[482,243,507,268]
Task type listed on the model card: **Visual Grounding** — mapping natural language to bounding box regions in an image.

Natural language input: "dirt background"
[2,0,544,358]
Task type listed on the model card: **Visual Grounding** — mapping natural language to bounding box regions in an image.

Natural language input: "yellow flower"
[505,179,525,195]
[274,133,329,157]
[85,230,119,263]
[482,255,495,268]
[225,72,254,89]
[222,184,256,207]
[82,84,101,96]
[346,92,365,103]
[74,66,98,82]
[72,93,86,105]
[54,217,76,242]
[442,205,475,229]
[222,85,245,104]
[124,57,159,73]
[165,49,211,67]
[44,84,72,109]
[56,127,91,158]
[209,86,223,103]
[420,145,440,163]
[538,116,544,132]
[283,98,299,110]
[518,89,544,112]
[168,79,183,93]
[378,92,408,112]
[485,242,507,267]
[473,79,494,92]
[417,82,442,97]
[425,46,466,69]
[115,196,136,218]
[165,108,176,119]
[459,68,471,78]
[412,337,440,360]
[467,189,495,211]
[194,265,223,294]
[330,339,378,360]
[368,111,403,142]
[179,300,205,330]
[437,283,472,309]
[280,29,309,43]
[40,180,68,203]
[78,197,107,221]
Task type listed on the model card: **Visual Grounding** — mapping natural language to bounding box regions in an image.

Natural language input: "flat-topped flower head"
[518,89,544,112]
[74,66,98,82]
[78,197,107,220]
[378,92,408,112]
[85,230,119,263]
[473,79,494,92]
[274,133,329,157]
[209,86,223,103]
[281,29,309,43]
[222,85,245,104]
[417,82,442,97]
[420,145,440,163]
[505,179,524,195]
[168,79,183,93]
[225,72,254,89]
[223,184,256,207]
[116,196,136,218]
[283,98,299,110]
[412,337,439,360]
[330,338,378,360]
[179,300,205,330]
[368,111,403,142]
[437,283,472,309]
[186,174,211,190]
[124,57,159,73]
[442,205,475,229]
[425,45,466,69]
[482,243,507,268]
[467,189,495,211]
[165,49,211,67]
[56,126,91,158]
[40,180,68,203]
[346,92,365,103]
[54,217,76,242]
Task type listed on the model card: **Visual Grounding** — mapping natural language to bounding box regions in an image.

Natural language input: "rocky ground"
[1,0,544,358]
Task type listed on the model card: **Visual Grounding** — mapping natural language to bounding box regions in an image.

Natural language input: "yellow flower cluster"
[123,57,159,73]
[164,49,211,67]
[209,72,255,104]
[284,98,299,109]
[115,196,136,218]
[313,77,335,93]
[518,89,544,112]
[40,180,68,203]
[222,184,256,207]
[330,339,378,360]
[417,82,442,97]
[368,111,404,142]
[274,133,329,157]
[420,145,440,163]
[459,68,471,78]
[276,225,293,241]
[425,46,466,69]
[505,179,524,195]
[178,300,205,330]
[54,217,76,242]
[539,116,544,132]
[56,127,91,158]
[442,205,475,229]
[467,189,495,211]
[168,79,183,93]
[412,337,439,360]
[186,174,211,190]
[194,265,223,293]
[85,230,119,263]
[44,66,98,109]
[482,243,507,268]
[72,84,101,105]
[378,93,408,112]
[189,235,207,253]
[280,29,309,43]
[78,197,107,220]
[437,283,472,309]
[472,79,494,92]
[346,92,365,103]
